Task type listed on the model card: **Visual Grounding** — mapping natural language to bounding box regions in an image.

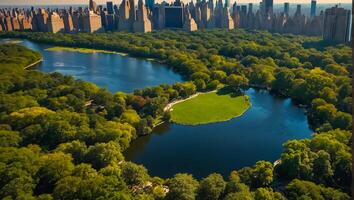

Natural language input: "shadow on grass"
[217,86,244,97]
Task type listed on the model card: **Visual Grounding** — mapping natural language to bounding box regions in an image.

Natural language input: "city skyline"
[0,0,352,5]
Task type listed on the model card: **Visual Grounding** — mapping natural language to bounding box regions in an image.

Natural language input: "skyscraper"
[107,1,114,14]
[145,0,155,11]
[262,0,273,15]
[47,12,64,33]
[225,0,230,8]
[284,2,289,15]
[323,5,351,43]
[295,4,301,16]
[165,5,184,28]
[89,0,97,12]
[133,0,152,32]
[248,3,253,14]
[310,0,316,17]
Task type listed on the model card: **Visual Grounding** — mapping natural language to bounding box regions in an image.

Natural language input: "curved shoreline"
[171,104,251,126]
[164,90,251,126]
[45,46,129,56]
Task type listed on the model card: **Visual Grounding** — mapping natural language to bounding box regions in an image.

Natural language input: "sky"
[0,0,352,5]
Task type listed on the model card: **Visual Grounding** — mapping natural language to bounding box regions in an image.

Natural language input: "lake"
[16,39,312,179]
[17,39,182,93]
[125,88,312,179]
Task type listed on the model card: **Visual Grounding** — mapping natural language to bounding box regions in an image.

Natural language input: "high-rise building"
[165,5,184,28]
[83,10,103,33]
[295,4,301,16]
[36,9,49,32]
[323,5,351,43]
[224,0,230,8]
[145,0,155,11]
[183,9,198,31]
[284,2,289,15]
[63,11,74,32]
[11,17,20,30]
[118,0,133,31]
[262,0,273,14]
[107,1,114,14]
[310,0,316,17]
[133,0,152,32]
[89,0,98,12]
[248,3,253,14]
[47,12,64,33]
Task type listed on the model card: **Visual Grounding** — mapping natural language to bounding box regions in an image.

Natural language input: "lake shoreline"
[166,90,251,126]
[45,46,129,56]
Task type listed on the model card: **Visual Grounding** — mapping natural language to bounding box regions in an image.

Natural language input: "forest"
[0,29,352,200]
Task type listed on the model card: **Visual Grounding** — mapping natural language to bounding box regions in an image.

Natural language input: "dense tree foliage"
[0,29,351,199]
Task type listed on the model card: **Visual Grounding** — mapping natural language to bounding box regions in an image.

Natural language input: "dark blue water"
[12,39,312,179]
[18,39,182,93]
[125,88,312,179]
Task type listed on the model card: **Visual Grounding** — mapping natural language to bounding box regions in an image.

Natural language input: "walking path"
[24,58,43,69]
[163,89,217,112]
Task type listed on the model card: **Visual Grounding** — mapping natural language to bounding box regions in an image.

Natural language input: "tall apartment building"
[47,12,64,33]
[310,0,316,18]
[83,10,103,33]
[284,3,289,15]
[323,5,351,43]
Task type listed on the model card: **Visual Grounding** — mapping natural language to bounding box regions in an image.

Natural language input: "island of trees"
[0,29,352,200]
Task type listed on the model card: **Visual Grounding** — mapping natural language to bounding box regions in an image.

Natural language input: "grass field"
[170,92,251,125]
[45,46,128,56]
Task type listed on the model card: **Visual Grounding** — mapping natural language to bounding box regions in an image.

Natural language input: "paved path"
[163,90,217,112]
[24,58,43,69]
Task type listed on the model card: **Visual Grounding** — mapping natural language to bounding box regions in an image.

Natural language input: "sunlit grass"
[45,46,128,56]
[170,92,251,125]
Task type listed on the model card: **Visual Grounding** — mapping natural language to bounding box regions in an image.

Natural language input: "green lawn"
[170,92,251,125]
[45,46,128,56]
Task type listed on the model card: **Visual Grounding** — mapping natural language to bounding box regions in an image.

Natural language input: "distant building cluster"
[0,0,351,43]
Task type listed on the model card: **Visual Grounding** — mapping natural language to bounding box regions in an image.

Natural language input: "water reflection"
[125,88,312,179]
[17,39,182,93]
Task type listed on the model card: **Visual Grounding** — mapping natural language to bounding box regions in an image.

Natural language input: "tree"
[312,150,333,184]
[271,67,295,96]
[239,161,274,188]
[286,179,350,200]
[319,87,337,104]
[211,70,227,82]
[226,74,249,93]
[252,161,274,188]
[165,174,199,200]
[194,79,206,91]
[225,171,246,194]
[55,140,87,164]
[249,65,274,87]
[196,173,226,200]
[254,188,284,200]
[120,109,141,125]
[240,55,259,67]
[207,80,219,90]
[332,111,352,130]
[0,130,21,147]
[84,141,124,169]
[333,150,351,190]
[0,176,36,199]
[36,152,75,194]
[224,191,253,200]
[121,162,149,186]
[277,140,314,180]
[191,72,210,83]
